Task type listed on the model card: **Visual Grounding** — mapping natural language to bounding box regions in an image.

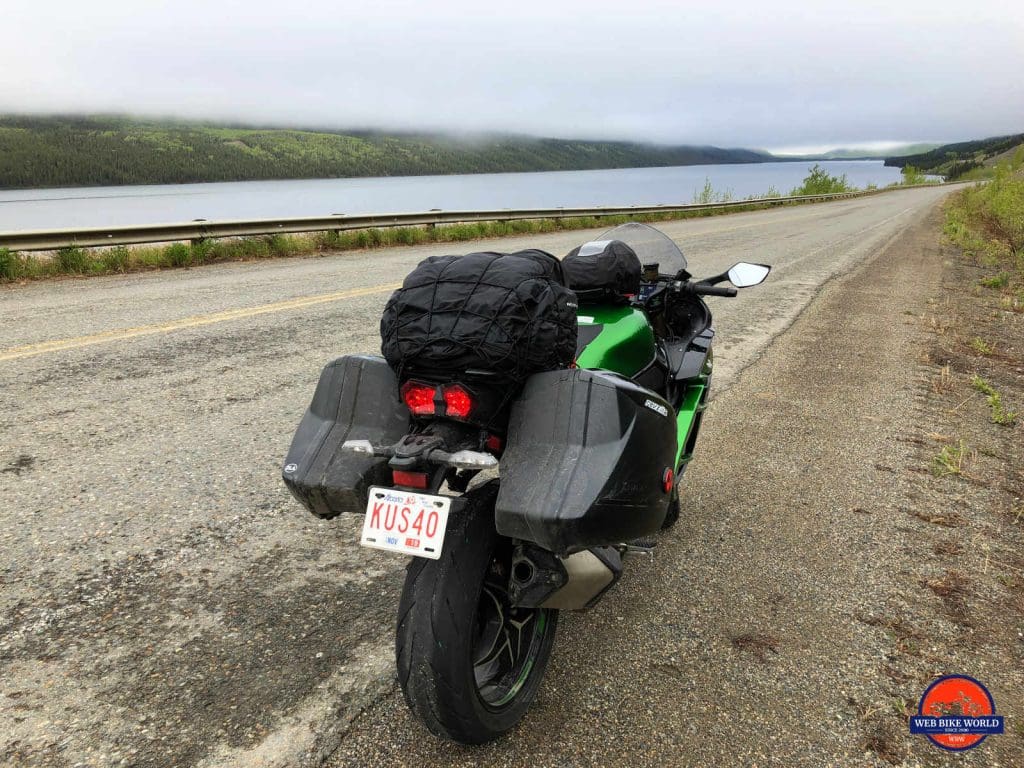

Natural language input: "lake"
[0,161,904,232]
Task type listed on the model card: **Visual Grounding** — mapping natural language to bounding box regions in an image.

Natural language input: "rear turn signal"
[401,382,436,415]
[392,470,429,489]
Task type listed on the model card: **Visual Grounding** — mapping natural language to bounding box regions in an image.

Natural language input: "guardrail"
[0,185,943,252]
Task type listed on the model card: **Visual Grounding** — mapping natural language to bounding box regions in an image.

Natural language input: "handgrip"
[690,283,738,297]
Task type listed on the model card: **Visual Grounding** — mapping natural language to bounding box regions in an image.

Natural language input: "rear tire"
[661,487,681,530]
[395,482,558,744]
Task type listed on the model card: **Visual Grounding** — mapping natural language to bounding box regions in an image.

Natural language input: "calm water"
[0,161,904,232]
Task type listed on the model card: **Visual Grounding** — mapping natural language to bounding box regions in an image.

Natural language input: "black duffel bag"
[562,239,642,302]
[380,249,578,383]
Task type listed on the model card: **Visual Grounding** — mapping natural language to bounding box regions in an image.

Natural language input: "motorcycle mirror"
[727,262,771,288]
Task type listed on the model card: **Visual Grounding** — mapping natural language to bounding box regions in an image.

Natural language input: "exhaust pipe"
[509,545,622,610]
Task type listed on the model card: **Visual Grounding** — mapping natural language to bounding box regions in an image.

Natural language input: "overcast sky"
[2,0,1021,152]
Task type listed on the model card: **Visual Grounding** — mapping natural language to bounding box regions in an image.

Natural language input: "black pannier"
[282,355,409,519]
[495,368,677,554]
[562,239,642,302]
[380,250,578,384]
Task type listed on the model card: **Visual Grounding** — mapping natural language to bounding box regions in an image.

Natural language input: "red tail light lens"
[401,382,436,415]
[401,381,474,420]
[442,384,473,419]
[392,470,429,489]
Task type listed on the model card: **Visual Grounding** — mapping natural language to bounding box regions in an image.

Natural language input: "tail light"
[401,381,475,420]
[401,382,437,415]
[442,384,473,419]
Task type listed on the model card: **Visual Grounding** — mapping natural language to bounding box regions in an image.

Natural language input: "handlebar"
[696,284,738,297]
[676,282,738,298]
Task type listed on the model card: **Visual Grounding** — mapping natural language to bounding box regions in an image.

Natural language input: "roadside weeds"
[861,187,1023,764]
[0,183,949,286]
[0,204,787,285]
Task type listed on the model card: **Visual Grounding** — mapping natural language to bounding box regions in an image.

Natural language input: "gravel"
[0,186,967,767]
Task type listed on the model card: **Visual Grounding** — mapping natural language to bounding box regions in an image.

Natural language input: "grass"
[969,337,995,356]
[979,272,1011,289]
[944,158,1024,274]
[956,165,998,182]
[971,375,1018,426]
[56,247,90,274]
[0,194,843,285]
[1000,292,1024,313]
[0,248,16,281]
[931,364,954,394]
[933,440,971,477]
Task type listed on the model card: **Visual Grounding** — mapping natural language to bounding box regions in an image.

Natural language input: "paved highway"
[0,186,958,766]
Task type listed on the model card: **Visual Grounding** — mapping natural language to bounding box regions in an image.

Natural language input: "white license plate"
[360,487,451,560]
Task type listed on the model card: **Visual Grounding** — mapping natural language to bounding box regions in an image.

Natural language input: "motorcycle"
[282,222,769,744]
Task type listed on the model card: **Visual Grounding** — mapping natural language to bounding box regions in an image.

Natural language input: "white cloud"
[1,0,1022,146]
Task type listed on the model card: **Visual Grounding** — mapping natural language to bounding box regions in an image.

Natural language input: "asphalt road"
[1,186,961,767]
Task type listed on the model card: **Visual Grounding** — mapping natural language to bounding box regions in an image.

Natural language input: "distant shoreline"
[0,115,910,192]
[0,157,892,196]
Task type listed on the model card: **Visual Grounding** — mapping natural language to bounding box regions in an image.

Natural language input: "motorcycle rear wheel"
[661,486,681,530]
[395,482,558,744]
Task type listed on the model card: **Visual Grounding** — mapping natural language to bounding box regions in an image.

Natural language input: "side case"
[282,355,409,518]
[495,369,676,553]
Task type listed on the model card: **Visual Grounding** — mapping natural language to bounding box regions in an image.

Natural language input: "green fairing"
[674,382,705,468]
[576,303,708,472]
[575,305,656,377]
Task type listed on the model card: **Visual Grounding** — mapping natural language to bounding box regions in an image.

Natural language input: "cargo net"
[381,250,578,385]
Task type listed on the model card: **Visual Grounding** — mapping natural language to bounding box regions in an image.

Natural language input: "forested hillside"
[885,133,1024,179]
[0,116,772,189]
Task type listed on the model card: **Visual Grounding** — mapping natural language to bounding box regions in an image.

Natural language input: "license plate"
[360,487,451,560]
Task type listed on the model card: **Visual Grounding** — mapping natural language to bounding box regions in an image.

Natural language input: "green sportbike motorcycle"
[282,222,769,744]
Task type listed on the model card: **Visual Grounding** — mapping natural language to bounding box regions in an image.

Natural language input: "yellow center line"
[0,282,400,363]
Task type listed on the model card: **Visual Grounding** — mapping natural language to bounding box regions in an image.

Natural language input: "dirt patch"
[1,454,35,475]
[729,632,779,662]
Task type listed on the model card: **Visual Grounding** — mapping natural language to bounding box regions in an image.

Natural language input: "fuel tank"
[574,305,656,378]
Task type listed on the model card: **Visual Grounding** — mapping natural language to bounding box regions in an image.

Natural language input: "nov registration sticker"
[360,487,451,560]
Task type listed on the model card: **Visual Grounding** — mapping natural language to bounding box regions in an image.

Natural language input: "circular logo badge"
[910,675,1004,751]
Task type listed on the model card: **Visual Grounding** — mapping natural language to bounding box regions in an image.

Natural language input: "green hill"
[0,115,775,190]
[885,133,1024,179]
[811,143,940,160]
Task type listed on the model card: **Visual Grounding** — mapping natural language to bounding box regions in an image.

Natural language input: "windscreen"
[595,222,686,274]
